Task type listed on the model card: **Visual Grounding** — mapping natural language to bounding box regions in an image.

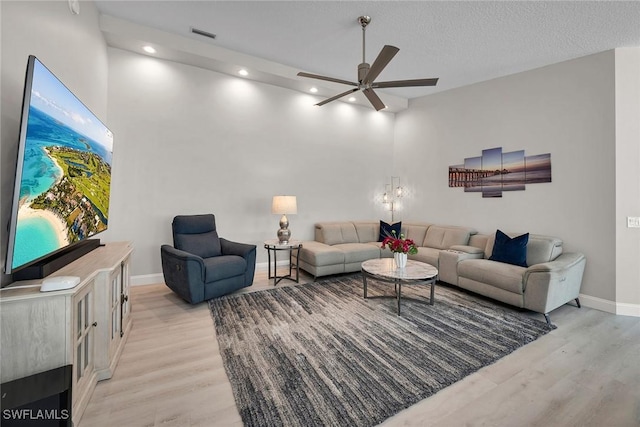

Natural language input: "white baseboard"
[131,261,286,287]
[579,293,617,314]
[616,302,640,317]
[131,273,164,286]
[579,293,640,317]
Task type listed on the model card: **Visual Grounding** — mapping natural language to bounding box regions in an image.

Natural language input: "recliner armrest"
[161,245,205,269]
[219,238,257,287]
[525,252,585,275]
[522,252,586,314]
[160,245,206,303]
[220,238,257,258]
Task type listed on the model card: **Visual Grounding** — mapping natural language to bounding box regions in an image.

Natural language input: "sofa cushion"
[334,243,381,264]
[378,221,401,242]
[317,223,359,245]
[403,223,430,246]
[458,259,525,294]
[174,230,222,258]
[298,244,344,268]
[409,247,440,267]
[489,230,529,267]
[203,255,246,282]
[354,222,378,243]
[526,235,563,265]
[423,226,471,250]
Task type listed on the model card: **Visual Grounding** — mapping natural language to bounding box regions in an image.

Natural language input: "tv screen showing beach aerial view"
[10,57,113,271]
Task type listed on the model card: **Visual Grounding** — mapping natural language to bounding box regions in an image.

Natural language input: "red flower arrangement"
[381,230,418,255]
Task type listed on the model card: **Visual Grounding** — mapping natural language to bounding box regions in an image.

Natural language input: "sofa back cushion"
[484,232,563,265]
[402,223,431,246]
[315,222,359,245]
[353,222,379,243]
[423,226,472,249]
[469,234,490,253]
[527,235,563,265]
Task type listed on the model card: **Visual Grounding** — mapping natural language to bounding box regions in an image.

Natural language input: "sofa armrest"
[160,245,206,303]
[449,245,484,257]
[523,252,586,314]
[524,252,586,277]
[438,247,484,285]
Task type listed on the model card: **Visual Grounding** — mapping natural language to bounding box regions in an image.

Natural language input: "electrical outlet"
[627,217,640,228]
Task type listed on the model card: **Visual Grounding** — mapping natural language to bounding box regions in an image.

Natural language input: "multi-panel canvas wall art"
[449,147,551,198]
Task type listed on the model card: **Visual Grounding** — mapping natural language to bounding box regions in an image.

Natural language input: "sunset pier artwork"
[448,168,504,187]
[448,147,551,198]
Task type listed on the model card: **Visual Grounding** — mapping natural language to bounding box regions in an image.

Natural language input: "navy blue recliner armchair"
[160,214,256,303]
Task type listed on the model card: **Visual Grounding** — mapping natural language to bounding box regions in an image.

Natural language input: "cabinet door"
[120,257,131,334]
[72,281,95,406]
[108,267,122,357]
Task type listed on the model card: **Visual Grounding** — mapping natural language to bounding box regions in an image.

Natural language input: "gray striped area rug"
[209,275,555,427]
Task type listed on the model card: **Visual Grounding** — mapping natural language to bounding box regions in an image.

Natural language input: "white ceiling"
[94,1,640,111]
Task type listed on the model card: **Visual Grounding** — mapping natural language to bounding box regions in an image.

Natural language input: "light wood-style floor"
[79,271,640,427]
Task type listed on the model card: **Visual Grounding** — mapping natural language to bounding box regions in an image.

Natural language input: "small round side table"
[263,240,303,286]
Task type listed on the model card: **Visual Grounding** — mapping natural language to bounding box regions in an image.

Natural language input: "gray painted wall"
[105,48,395,277]
[393,50,636,306]
[614,48,640,309]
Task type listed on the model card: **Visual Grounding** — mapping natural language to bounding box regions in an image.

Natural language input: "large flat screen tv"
[4,56,113,282]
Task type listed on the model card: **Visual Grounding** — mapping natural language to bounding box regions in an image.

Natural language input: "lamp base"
[277,214,291,244]
[277,228,291,244]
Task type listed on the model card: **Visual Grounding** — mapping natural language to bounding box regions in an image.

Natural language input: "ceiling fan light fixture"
[309,87,318,93]
[238,69,249,76]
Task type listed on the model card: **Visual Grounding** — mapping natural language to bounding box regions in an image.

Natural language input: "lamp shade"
[271,196,297,214]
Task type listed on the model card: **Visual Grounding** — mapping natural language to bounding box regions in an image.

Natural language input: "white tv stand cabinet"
[0,241,133,424]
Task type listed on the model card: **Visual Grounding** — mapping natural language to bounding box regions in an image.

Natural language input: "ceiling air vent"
[190,27,217,40]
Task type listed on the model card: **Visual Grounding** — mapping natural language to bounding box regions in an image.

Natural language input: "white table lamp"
[272,195,297,243]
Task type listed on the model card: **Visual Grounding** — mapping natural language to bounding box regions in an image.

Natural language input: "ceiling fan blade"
[362,88,386,111]
[297,72,358,87]
[362,45,399,85]
[315,88,359,107]
[373,78,439,88]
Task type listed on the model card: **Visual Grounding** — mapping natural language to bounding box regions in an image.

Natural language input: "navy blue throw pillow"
[379,221,402,242]
[489,229,529,267]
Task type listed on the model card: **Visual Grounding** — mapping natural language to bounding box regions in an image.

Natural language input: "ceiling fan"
[297,16,439,111]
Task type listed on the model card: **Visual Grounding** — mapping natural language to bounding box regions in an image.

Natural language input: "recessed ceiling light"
[348,97,356,102]
[310,87,318,93]
[238,69,249,76]
[143,46,156,54]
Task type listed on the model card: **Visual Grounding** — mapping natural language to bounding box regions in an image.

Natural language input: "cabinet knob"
[92,322,98,327]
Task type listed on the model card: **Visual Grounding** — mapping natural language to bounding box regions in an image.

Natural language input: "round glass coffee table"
[361,258,438,315]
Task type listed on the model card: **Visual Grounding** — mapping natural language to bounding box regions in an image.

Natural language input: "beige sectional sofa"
[294,221,586,323]
[294,221,473,278]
